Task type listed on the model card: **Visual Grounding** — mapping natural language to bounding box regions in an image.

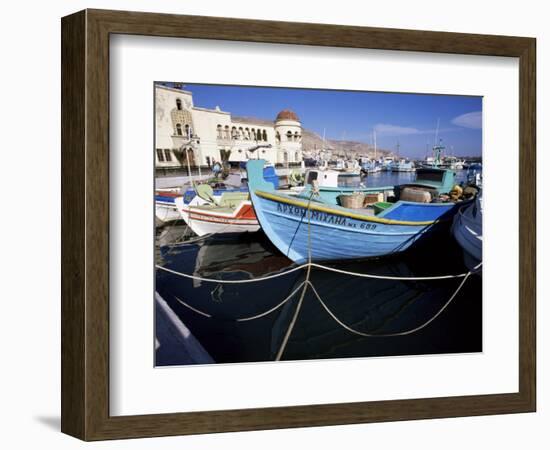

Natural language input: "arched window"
[184,124,190,138]
[156,149,165,162]
[217,124,223,139]
[251,128,256,141]
[176,98,182,110]
[276,132,281,143]
[238,127,243,139]
[244,128,250,140]
[256,129,262,140]
[231,126,237,139]
[294,131,299,142]
[262,130,268,141]
[186,149,195,167]
[286,130,292,141]
[224,125,230,139]
[176,123,182,136]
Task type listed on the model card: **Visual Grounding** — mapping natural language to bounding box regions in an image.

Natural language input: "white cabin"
[304,169,340,187]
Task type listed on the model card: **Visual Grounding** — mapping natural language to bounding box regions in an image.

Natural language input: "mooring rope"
[157,263,307,284]
[165,232,215,248]
[159,188,481,360]
[173,280,307,321]
[307,271,474,337]
[156,261,479,283]
[275,199,315,361]
[308,261,481,280]
[161,198,236,251]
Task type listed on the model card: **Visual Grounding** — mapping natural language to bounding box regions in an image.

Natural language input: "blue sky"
[172,82,482,158]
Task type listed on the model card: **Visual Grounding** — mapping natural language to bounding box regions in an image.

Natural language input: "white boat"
[303,167,341,188]
[381,156,394,171]
[336,159,361,176]
[155,189,184,224]
[174,186,259,236]
[390,158,416,172]
[444,156,466,170]
[360,158,381,174]
[466,163,483,187]
[452,194,482,269]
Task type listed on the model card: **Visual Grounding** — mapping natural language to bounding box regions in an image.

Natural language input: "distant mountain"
[302,129,392,158]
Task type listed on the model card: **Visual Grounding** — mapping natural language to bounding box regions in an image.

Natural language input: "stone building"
[155,83,303,169]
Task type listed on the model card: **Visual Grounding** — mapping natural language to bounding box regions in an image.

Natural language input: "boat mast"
[322,127,326,161]
[432,118,443,167]
[373,130,377,160]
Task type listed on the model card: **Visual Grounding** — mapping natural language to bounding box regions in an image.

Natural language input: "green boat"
[400,167,456,195]
[295,166,456,208]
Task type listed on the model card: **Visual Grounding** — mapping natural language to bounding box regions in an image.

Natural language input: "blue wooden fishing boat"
[247,160,467,263]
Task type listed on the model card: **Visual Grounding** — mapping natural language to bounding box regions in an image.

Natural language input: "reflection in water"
[156,224,482,365]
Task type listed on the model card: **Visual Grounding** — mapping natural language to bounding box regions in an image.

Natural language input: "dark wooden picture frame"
[61,9,536,441]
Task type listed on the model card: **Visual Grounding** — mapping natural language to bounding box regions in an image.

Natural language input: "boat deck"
[351,206,376,216]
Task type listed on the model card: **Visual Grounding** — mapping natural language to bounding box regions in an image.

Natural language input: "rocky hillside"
[302,129,392,158]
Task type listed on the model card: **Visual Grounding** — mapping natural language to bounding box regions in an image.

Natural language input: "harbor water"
[155,171,481,365]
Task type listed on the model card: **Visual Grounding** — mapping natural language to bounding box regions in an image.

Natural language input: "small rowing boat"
[175,185,260,236]
[155,186,248,225]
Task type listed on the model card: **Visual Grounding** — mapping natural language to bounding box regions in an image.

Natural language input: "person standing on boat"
[212,159,222,179]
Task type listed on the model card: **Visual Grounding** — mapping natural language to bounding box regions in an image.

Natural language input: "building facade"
[155,83,303,169]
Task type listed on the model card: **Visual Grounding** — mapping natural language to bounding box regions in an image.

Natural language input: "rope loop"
[159,190,481,361]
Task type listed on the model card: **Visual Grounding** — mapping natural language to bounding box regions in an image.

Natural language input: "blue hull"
[247,159,464,263]
[250,190,456,263]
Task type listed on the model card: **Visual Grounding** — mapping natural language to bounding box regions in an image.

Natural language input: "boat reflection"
[156,229,481,364]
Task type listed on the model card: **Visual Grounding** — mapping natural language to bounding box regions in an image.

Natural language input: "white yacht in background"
[390,158,416,172]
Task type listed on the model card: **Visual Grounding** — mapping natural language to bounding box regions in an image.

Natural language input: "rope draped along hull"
[247,159,461,263]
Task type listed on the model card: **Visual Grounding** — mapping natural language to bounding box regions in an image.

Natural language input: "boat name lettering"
[276,203,348,226]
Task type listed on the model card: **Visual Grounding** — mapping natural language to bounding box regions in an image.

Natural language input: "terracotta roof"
[276,109,300,122]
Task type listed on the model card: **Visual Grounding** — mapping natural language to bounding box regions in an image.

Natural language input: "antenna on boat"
[342,130,348,159]
[373,130,377,160]
[432,118,444,167]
